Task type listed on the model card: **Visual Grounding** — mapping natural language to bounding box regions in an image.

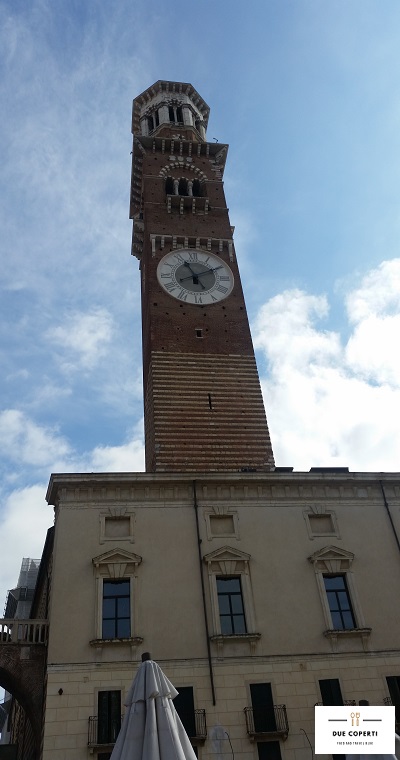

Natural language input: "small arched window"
[178,178,188,196]
[176,106,183,123]
[165,177,174,195]
[192,179,201,197]
[147,111,159,133]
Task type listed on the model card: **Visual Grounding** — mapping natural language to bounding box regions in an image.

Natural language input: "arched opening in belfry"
[168,105,184,124]
[192,179,201,197]
[147,110,159,134]
[178,178,188,196]
[165,177,174,195]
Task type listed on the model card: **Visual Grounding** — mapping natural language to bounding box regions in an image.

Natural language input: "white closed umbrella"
[110,655,198,760]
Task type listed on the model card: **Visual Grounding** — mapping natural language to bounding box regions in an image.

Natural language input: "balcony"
[244,705,289,741]
[88,715,123,748]
[315,700,357,706]
[88,710,207,749]
[166,194,209,215]
[179,709,207,745]
[0,619,48,645]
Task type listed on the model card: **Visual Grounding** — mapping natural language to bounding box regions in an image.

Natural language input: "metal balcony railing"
[179,709,207,744]
[0,619,48,645]
[383,698,400,731]
[88,715,123,746]
[88,710,206,747]
[315,700,357,706]
[244,704,289,740]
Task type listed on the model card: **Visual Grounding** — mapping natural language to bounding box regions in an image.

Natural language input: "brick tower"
[130,81,274,472]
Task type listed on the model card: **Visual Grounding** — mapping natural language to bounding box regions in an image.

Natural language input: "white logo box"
[315,705,395,755]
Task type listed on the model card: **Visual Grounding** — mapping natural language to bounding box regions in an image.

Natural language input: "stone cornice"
[46,471,400,508]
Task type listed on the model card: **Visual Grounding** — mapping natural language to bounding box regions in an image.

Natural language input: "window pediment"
[92,548,142,578]
[309,545,354,573]
[203,546,250,575]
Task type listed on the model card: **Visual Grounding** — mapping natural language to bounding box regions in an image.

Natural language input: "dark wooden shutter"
[319,679,343,706]
[387,676,400,720]
[97,690,121,744]
[257,740,282,760]
[174,687,196,738]
[250,682,276,732]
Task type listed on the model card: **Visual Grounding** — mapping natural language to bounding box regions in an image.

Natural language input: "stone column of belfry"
[130,80,275,473]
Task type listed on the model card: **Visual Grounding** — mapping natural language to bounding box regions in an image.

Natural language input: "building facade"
[39,469,400,760]
[1,81,400,760]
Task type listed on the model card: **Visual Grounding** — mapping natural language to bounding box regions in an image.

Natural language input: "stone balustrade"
[0,619,48,645]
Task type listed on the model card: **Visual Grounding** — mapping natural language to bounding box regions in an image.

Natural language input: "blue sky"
[1,0,400,610]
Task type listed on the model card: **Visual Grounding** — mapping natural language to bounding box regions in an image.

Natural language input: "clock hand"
[196,265,223,278]
[179,265,223,283]
[181,261,206,289]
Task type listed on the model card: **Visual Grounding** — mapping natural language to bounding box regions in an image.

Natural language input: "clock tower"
[130,81,275,473]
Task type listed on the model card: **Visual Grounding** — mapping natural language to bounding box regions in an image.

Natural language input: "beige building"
[1,81,400,760]
[41,469,400,760]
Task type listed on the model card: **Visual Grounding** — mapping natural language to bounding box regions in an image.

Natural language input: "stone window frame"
[203,546,260,654]
[95,688,122,746]
[303,506,340,540]
[99,507,136,545]
[323,574,356,630]
[203,507,240,541]
[90,548,143,652]
[308,545,371,652]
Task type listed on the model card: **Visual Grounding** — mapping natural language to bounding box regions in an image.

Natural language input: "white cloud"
[344,259,400,386]
[0,409,71,470]
[253,260,400,471]
[345,259,400,322]
[88,437,145,472]
[46,308,114,371]
[345,314,400,386]
[0,408,145,485]
[255,289,341,369]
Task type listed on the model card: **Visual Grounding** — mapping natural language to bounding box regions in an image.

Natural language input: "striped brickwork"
[145,351,275,471]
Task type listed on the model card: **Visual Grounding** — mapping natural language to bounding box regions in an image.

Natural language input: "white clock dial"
[157,249,234,305]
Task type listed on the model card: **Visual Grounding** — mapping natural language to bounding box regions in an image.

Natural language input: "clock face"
[157,249,234,305]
